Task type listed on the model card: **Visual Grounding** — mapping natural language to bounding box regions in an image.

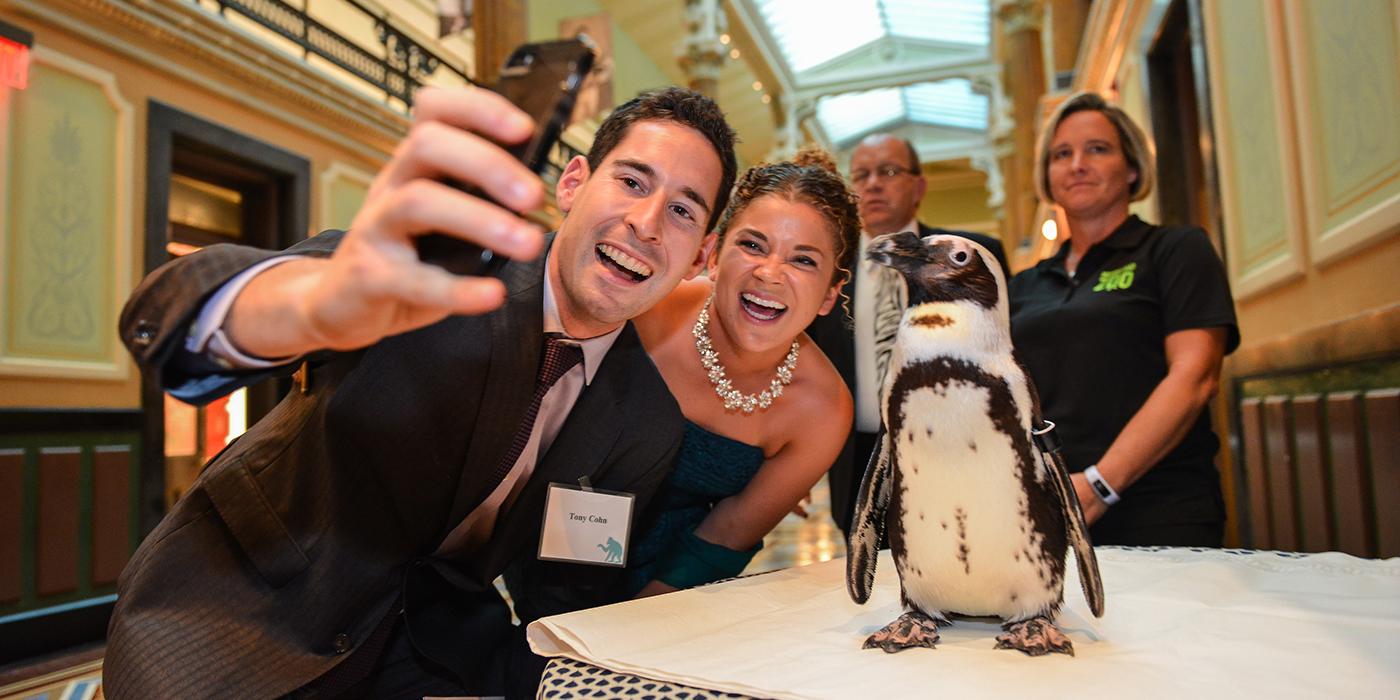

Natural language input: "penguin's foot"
[863,611,941,653]
[995,616,1074,657]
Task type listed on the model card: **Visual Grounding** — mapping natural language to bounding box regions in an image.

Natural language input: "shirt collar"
[541,251,622,386]
[1097,214,1153,250]
[1046,214,1151,269]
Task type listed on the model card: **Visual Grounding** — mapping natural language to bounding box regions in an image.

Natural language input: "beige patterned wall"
[1285,0,1400,264]
[1204,0,1306,299]
[0,48,131,380]
[319,161,373,233]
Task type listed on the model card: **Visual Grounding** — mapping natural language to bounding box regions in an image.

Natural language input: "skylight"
[815,88,904,144]
[904,80,988,130]
[754,0,989,75]
[756,0,884,73]
[883,0,990,46]
[815,79,988,146]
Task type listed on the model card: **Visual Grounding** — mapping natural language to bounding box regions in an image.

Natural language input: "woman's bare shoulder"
[775,334,853,438]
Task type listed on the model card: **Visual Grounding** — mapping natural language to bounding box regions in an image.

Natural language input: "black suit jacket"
[104,232,683,698]
[806,223,1008,531]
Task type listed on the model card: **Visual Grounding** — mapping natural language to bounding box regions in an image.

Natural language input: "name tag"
[538,483,634,567]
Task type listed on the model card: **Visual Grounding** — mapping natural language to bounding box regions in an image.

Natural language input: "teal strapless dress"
[626,420,766,594]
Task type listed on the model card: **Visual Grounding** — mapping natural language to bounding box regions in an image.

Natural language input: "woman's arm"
[634,378,853,598]
[1072,326,1227,523]
[696,398,851,549]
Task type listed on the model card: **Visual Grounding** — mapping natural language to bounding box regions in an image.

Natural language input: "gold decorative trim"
[7,0,410,160]
[995,0,1045,35]
[1071,0,1142,92]
[1230,301,1400,378]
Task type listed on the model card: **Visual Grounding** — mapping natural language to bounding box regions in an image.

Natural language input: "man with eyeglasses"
[807,132,1009,536]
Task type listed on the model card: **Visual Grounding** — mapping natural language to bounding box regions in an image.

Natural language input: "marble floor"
[745,475,846,575]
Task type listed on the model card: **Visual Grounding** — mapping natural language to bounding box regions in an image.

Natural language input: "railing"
[1234,356,1400,557]
[202,0,592,184]
[0,410,142,662]
[210,0,477,106]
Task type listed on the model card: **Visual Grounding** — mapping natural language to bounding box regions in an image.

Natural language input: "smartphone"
[416,37,596,276]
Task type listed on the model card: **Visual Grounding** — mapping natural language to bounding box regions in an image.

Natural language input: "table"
[529,547,1400,699]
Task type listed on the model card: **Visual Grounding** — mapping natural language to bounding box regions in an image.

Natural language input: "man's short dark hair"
[587,87,738,231]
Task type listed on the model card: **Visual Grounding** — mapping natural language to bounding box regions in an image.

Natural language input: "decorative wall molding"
[0,46,132,380]
[1203,0,1306,300]
[1282,0,1400,267]
[6,0,407,162]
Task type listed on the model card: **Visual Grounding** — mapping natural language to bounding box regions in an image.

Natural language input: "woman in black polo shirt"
[1009,92,1239,547]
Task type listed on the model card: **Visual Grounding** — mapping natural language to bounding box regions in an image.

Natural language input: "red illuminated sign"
[0,38,28,89]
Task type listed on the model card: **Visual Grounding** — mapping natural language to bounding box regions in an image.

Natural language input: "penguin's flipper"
[1023,368,1104,618]
[846,426,893,604]
[1044,445,1104,617]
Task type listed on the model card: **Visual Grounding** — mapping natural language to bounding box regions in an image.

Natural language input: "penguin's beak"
[866,231,924,268]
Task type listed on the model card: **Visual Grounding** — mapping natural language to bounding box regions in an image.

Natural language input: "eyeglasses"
[849,164,917,183]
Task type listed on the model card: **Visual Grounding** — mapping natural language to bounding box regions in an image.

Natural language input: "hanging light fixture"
[1041,218,1058,242]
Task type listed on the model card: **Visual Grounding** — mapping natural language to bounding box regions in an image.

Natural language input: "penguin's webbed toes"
[862,611,941,653]
[995,616,1074,657]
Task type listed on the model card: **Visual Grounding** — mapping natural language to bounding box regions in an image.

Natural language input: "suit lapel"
[442,247,547,535]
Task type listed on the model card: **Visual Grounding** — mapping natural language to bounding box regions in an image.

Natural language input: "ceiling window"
[816,79,988,145]
[904,79,988,131]
[756,0,884,73]
[815,88,903,144]
[755,0,989,74]
[883,0,990,46]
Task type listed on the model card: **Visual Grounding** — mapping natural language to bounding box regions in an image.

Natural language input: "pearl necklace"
[692,294,800,414]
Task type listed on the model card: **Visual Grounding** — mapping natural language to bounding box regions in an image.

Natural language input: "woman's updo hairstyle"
[714,146,861,286]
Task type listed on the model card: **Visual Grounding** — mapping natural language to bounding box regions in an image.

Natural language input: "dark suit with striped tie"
[104,232,683,698]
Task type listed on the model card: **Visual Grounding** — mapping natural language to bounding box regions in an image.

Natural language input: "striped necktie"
[872,264,904,387]
[490,335,584,485]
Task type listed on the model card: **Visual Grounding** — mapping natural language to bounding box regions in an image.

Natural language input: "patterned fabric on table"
[539,657,752,699]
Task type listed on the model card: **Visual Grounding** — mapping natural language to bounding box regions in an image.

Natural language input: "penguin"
[846,231,1103,656]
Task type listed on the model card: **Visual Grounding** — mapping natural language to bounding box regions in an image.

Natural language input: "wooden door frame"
[140,101,310,536]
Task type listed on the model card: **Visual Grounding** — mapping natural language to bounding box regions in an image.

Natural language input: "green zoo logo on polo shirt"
[1093,263,1137,292]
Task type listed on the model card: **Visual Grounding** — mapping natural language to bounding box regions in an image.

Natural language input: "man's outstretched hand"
[225,86,548,358]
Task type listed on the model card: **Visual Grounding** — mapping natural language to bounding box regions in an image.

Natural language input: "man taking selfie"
[103,85,737,699]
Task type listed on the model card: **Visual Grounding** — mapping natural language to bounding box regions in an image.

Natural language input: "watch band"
[1083,464,1121,506]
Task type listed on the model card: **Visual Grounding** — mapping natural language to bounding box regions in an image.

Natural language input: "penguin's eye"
[950,250,971,267]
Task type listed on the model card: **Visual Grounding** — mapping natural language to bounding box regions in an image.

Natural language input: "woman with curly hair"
[626,148,861,595]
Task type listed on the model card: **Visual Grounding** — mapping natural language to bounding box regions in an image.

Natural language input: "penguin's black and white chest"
[883,347,1067,622]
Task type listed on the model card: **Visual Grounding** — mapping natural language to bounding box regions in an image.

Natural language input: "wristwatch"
[1083,464,1121,506]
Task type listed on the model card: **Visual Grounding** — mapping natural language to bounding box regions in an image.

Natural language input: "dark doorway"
[1146,0,1215,232]
[140,101,309,535]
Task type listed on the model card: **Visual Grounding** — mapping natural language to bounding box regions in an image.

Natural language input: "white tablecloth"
[527,548,1400,699]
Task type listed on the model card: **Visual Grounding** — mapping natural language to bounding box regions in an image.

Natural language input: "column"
[473,0,526,84]
[995,0,1046,256]
[678,0,726,98]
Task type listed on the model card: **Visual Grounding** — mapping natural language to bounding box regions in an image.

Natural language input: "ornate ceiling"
[598,0,1005,210]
